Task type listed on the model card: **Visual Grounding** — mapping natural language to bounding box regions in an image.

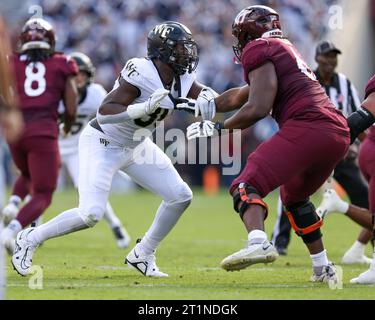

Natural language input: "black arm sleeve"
[347,107,375,144]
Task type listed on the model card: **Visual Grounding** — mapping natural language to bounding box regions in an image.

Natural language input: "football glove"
[176,87,218,120]
[186,121,223,140]
[144,88,170,115]
[127,88,170,119]
[197,87,218,120]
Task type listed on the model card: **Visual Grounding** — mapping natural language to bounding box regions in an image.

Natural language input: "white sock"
[103,202,122,228]
[348,240,366,255]
[27,208,89,245]
[310,249,329,268]
[1,219,22,238]
[140,200,189,255]
[248,229,267,245]
[9,195,21,207]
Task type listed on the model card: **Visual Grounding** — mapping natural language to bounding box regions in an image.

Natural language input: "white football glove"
[127,88,170,119]
[186,120,222,140]
[197,87,218,120]
[176,87,218,120]
[144,88,170,115]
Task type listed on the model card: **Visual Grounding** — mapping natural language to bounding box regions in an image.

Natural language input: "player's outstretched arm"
[214,85,249,113]
[347,92,375,144]
[61,76,78,135]
[97,77,169,124]
[223,62,277,130]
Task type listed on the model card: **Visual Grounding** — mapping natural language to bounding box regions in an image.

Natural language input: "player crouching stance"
[12,21,213,277]
[184,5,349,283]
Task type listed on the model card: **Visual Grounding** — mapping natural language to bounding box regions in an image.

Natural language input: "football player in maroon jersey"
[185,5,350,282]
[349,75,375,284]
[0,18,78,254]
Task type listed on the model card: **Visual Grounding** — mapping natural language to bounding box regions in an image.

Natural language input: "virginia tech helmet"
[232,5,282,62]
[20,18,56,53]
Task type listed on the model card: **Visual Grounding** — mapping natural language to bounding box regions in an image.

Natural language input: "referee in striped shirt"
[272,41,372,256]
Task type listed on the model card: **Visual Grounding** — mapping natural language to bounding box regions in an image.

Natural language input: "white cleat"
[112,225,131,249]
[125,245,168,277]
[316,189,348,218]
[2,203,19,226]
[11,228,37,276]
[342,250,372,265]
[350,268,375,284]
[220,240,278,271]
[310,263,340,284]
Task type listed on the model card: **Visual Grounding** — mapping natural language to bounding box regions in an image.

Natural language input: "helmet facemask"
[165,39,199,75]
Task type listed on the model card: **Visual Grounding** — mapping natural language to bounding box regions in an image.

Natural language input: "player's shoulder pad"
[242,39,271,74]
[120,57,150,83]
[52,52,79,75]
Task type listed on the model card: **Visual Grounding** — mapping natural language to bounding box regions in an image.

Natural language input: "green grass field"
[4,188,375,300]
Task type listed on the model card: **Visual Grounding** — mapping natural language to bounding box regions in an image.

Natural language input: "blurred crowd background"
[0,0,340,194]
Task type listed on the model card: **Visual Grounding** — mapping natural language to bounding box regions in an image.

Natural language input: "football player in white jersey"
[58,52,131,249]
[12,21,217,277]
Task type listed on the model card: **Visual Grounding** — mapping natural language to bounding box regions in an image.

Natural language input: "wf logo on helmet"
[153,25,174,38]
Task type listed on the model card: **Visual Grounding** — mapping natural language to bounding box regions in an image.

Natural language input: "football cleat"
[2,203,19,226]
[112,225,131,249]
[350,267,375,284]
[11,228,37,276]
[220,240,278,271]
[316,189,348,218]
[341,249,372,265]
[125,243,168,277]
[310,262,339,284]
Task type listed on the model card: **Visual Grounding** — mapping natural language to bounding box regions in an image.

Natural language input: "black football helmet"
[147,21,199,76]
[232,5,282,62]
[69,52,95,83]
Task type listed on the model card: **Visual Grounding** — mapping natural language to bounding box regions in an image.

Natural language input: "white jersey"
[99,57,196,148]
[58,83,107,155]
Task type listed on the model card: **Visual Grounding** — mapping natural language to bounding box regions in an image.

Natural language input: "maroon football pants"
[358,138,375,218]
[9,135,59,228]
[230,120,350,207]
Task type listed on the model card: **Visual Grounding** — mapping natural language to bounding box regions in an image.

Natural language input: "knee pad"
[285,201,323,243]
[78,206,105,228]
[232,183,268,220]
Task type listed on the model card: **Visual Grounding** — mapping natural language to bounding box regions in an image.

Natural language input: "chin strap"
[262,29,284,39]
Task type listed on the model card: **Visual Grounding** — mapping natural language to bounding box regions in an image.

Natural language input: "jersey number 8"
[24,62,47,97]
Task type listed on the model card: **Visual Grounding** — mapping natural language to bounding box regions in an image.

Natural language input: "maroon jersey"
[364,74,375,140]
[241,37,347,132]
[12,53,78,138]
